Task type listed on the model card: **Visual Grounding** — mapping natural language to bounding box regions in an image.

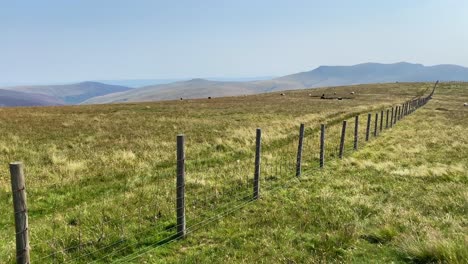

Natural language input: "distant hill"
[83,62,468,104]
[82,78,302,104]
[276,62,468,87]
[0,89,63,107]
[97,76,276,88]
[4,81,131,104]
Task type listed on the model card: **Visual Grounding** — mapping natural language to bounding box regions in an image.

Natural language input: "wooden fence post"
[176,135,186,239]
[374,113,378,137]
[339,121,347,159]
[386,109,389,128]
[253,128,261,200]
[320,124,325,168]
[296,124,305,177]
[390,107,394,128]
[354,115,359,150]
[10,162,30,264]
[365,113,371,141]
[396,106,399,121]
[394,107,398,124]
[380,110,384,132]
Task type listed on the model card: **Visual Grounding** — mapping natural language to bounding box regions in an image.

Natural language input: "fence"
[4,83,436,263]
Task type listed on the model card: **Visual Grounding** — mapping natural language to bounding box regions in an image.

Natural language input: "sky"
[1,0,468,85]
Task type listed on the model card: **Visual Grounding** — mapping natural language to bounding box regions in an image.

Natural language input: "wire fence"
[2,83,436,263]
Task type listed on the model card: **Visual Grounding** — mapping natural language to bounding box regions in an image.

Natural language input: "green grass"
[0,82,466,263]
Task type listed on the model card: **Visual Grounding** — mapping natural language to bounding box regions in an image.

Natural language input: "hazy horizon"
[1,0,467,84]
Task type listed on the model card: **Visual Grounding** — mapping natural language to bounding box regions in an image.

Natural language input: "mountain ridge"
[82,62,468,104]
[4,81,131,104]
[0,89,64,107]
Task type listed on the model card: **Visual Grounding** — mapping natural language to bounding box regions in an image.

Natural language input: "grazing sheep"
[350,91,355,95]
[281,93,285,96]
[308,93,312,97]
[320,94,325,99]
[208,96,212,99]
[464,102,468,106]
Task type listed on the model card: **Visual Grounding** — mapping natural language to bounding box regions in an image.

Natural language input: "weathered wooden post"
[396,106,400,121]
[386,109,389,128]
[339,121,347,159]
[353,115,359,150]
[394,107,398,124]
[320,124,325,168]
[365,113,371,141]
[10,162,30,264]
[296,124,305,177]
[380,110,384,132]
[176,135,186,238]
[390,107,394,128]
[374,113,378,136]
[253,128,261,200]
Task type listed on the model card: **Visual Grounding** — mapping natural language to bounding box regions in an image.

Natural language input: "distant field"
[0,82,465,263]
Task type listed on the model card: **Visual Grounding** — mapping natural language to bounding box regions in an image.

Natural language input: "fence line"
[4,83,436,263]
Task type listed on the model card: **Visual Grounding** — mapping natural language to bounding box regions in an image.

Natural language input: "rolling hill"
[4,81,131,104]
[82,62,468,104]
[0,89,63,107]
[82,78,302,104]
[0,82,466,263]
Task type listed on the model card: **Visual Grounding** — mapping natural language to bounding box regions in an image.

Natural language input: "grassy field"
[0,82,466,263]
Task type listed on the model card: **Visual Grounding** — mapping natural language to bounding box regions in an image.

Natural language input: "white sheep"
[350,91,355,95]
[464,103,468,106]
[281,93,285,96]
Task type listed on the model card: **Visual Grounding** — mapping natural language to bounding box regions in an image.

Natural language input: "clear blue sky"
[1,0,467,84]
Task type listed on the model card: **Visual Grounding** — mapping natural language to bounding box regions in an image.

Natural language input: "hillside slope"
[0,82,442,263]
[83,62,468,104]
[82,78,300,104]
[5,81,131,104]
[139,83,468,263]
[0,89,63,106]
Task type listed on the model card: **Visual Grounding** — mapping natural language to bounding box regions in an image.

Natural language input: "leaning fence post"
[339,121,347,159]
[365,113,371,141]
[354,115,359,150]
[296,124,305,177]
[253,128,261,200]
[320,124,325,168]
[374,113,378,137]
[10,162,30,264]
[394,107,398,124]
[176,135,186,239]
